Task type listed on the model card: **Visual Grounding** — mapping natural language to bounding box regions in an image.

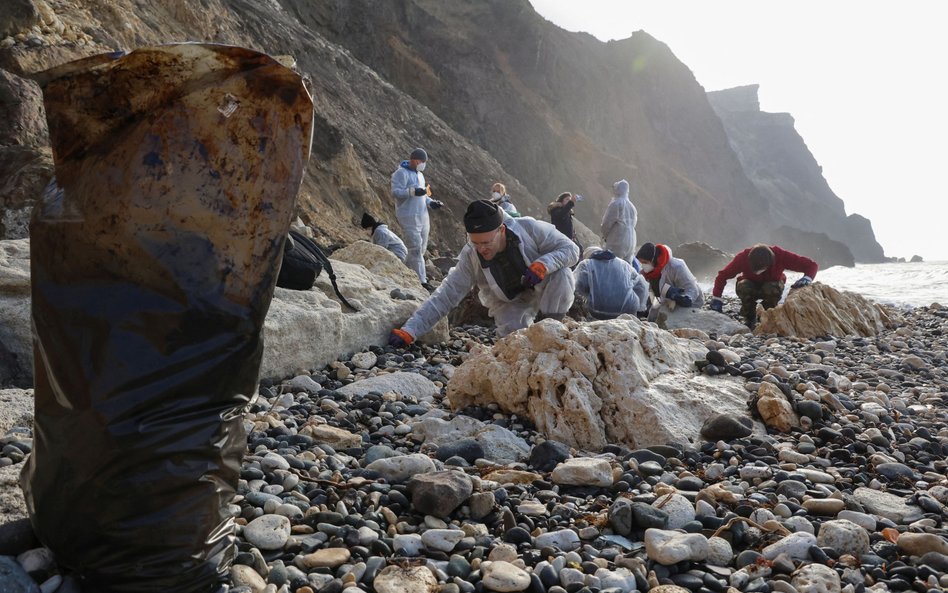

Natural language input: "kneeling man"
[390,200,579,345]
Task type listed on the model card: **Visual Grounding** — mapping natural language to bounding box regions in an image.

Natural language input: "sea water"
[708,261,948,309]
[815,261,948,308]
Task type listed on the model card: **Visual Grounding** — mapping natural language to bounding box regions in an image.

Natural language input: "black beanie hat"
[464,199,504,233]
[360,212,380,229]
[636,242,657,263]
[410,147,428,161]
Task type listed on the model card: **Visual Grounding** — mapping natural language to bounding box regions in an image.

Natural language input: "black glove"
[710,297,723,313]
[413,187,427,196]
[791,276,812,289]
[430,200,444,209]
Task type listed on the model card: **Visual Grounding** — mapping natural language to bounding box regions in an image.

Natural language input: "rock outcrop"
[673,242,732,283]
[771,226,855,270]
[446,318,756,451]
[708,85,885,262]
[755,283,895,338]
[0,239,31,387]
[0,68,51,240]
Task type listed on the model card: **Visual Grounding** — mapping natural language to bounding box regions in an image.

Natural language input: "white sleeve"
[402,248,478,338]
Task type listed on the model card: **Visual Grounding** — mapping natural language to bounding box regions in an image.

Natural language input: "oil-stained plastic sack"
[21,44,313,592]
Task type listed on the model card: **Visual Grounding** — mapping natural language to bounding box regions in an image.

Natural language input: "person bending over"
[360,212,408,263]
[710,243,817,328]
[574,246,649,320]
[635,242,705,312]
[389,200,579,345]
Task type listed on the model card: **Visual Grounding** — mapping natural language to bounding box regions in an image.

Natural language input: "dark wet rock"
[529,440,572,472]
[434,438,484,464]
[700,413,753,440]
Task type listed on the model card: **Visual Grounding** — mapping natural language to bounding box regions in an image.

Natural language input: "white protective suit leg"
[538,266,575,315]
[400,214,430,283]
[489,301,537,337]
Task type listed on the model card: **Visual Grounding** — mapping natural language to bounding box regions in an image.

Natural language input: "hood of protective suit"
[613,179,629,199]
[643,244,672,281]
[590,250,615,261]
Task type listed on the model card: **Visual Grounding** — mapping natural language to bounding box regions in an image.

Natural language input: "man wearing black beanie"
[359,212,408,263]
[389,200,580,346]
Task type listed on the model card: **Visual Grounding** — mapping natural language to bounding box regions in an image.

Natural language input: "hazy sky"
[530,1,948,261]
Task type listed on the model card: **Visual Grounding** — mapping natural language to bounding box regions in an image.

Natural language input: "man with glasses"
[389,200,579,346]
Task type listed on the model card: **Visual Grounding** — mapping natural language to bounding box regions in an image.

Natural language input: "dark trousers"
[735,279,784,326]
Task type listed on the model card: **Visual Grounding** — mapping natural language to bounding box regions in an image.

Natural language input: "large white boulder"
[446,318,751,450]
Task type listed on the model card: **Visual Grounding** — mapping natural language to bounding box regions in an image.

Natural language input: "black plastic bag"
[21,44,313,592]
[277,231,324,290]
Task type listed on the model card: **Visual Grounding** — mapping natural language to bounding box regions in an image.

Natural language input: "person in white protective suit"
[489,182,520,217]
[600,178,638,263]
[389,200,579,346]
[635,242,705,314]
[573,246,649,320]
[390,147,444,289]
[360,212,408,263]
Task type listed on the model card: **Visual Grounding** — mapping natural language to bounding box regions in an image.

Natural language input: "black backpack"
[276,230,358,310]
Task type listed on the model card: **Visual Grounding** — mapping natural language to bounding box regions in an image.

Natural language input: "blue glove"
[430,200,444,209]
[673,293,693,308]
[710,297,723,313]
[791,276,812,289]
[413,187,427,196]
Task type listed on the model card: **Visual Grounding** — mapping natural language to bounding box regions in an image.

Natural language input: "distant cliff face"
[707,85,886,262]
[0,0,883,266]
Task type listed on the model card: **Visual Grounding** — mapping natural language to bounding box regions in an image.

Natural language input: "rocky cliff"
[0,0,553,255]
[1,0,882,264]
[298,0,768,251]
[708,85,886,262]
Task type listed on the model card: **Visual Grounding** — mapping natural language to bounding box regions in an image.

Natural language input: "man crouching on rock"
[389,199,579,346]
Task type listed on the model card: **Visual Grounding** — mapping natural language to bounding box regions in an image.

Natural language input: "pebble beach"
[2,299,947,593]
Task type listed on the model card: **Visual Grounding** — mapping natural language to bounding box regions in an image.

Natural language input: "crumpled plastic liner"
[21,43,313,592]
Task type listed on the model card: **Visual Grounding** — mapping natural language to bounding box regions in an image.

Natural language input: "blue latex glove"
[430,200,444,209]
[791,275,812,289]
[673,293,693,307]
[710,297,723,313]
[413,187,427,196]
